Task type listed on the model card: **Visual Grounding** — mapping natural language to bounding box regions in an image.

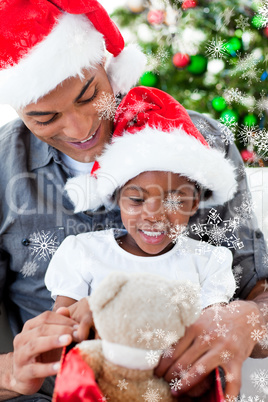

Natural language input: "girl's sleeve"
[45,235,93,301]
[198,246,236,309]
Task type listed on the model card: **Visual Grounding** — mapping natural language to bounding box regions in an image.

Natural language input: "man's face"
[18,64,114,162]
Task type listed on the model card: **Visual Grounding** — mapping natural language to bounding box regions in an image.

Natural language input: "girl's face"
[118,171,200,257]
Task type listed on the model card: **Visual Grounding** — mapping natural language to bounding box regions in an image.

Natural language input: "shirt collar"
[28,127,63,171]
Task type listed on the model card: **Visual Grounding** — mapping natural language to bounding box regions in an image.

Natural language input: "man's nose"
[62,110,93,141]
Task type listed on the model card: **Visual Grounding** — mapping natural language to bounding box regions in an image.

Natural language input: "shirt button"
[255,231,262,239]
[21,238,30,246]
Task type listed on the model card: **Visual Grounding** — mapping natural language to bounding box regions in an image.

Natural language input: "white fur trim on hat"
[66,126,237,212]
[106,44,147,95]
[0,13,104,110]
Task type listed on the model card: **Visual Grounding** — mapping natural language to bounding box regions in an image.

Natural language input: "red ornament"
[182,0,197,10]
[172,53,190,69]
[147,9,165,25]
[240,149,256,163]
[264,26,268,38]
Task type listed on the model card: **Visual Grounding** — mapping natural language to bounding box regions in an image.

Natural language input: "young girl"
[45,86,237,312]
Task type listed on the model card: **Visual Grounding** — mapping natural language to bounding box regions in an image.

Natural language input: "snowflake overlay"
[205,37,228,59]
[93,91,117,120]
[142,386,162,402]
[28,230,60,261]
[20,260,39,277]
[117,379,128,391]
[191,208,244,250]
[250,369,268,395]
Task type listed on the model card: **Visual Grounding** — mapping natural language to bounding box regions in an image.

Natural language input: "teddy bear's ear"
[89,271,129,314]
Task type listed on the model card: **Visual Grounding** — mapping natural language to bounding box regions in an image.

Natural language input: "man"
[0,1,267,401]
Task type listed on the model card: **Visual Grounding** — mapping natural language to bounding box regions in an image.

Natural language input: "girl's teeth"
[142,230,163,237]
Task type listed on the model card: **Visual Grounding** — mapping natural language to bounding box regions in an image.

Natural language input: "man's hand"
[155,299,266,400]
[61,297,94,342]
[9,310,77,396]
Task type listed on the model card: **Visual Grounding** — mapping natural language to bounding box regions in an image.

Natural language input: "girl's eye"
[79,87,99,104]
[129,197,144,204]
[163,194,183,212]
[35,114,57,126]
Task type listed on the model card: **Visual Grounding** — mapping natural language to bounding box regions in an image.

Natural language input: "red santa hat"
[65,86,237,213]
[0,0,147,109]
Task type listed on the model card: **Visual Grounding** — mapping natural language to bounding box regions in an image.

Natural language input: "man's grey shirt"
[0,113,267,336]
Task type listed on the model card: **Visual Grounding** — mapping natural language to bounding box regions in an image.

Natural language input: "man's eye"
[79,88,99,104]
[35,115,57,126]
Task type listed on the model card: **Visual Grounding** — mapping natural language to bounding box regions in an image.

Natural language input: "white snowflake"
[147,47,170,73]
[169,378,182,391]
[259,330,268,350]
[145,350,161,366]
[191,208,244,250]
[206,133,217,146]
[173,363,195,386]
[261,279,268,292]
[233,265,243,287]
[241,66,261,85]
[260,305,268,317]
[196,363,206,375]
[235,14,250,30]
[214,323,229,337]
[221,130,235,145]
[93,91,117,120]
[250,369,268,393]
[210,303,224,322]
[161,331,179,348]
[162,345,175,358]
[226,301,240,314]
[257,3,268,27]
[220,7,235,26]
[247,312,260,327]
[28,230,60,261]
[255,92,268,118]
[205,37,228,59]
[20,260,39,277]
[238,395,265,402]
[167,224,186,243]
[223,88,243,104]
[251,329,265,342]
[220,350,233,363]
[234,198,255,222]
[154,329,165,339]
[225,372,235,383]
[137,324,155,348]
[162,193,182,213]
[117,379,128,391]
[229,53,259,77]
[198,330,215,346]
[253,129,268,160]
[237,124,260,146]
[142,387,162,402]
[195,119,210,135]
[218,116,238,133]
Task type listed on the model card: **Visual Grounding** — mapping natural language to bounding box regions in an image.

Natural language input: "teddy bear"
[61,271,202,402]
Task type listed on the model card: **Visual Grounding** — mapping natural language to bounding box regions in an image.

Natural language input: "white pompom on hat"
[0,0,147,109]
[65,86,237,213]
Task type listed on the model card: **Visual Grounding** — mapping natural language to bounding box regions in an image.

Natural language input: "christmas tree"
[112,0,268,165]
